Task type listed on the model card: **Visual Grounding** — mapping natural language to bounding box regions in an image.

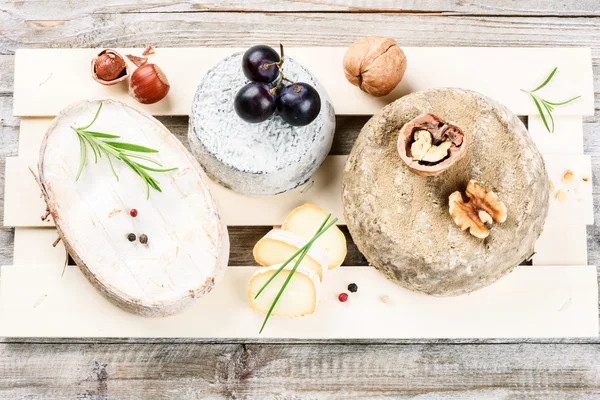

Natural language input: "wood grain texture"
[0,342,599,399]
[2,0,600,16]
[1,3,600,398]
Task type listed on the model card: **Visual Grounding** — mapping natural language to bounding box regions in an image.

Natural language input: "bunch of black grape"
[234,45,321,126]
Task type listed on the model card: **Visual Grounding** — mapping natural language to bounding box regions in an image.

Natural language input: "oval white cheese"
[188,52,336,196]
[39,99,230,316]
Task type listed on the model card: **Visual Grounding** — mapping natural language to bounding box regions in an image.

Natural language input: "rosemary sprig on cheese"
[72,102,177,199]
[521,67,581,133]
[256,214,338,334]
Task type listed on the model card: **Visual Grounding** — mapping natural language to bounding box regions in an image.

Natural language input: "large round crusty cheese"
[342,88,549,296]
[39,99,229,316]
[188,52,335,196]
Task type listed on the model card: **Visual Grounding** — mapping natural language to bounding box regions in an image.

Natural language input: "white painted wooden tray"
[1,47,597,339]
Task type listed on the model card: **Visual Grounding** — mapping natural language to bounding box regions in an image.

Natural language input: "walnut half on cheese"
[248,264,320,317]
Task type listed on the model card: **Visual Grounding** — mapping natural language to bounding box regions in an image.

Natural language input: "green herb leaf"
[531,96,551,133]
[103,142,159,153]
[78,102,103,130]
[75,134,87,181]
[106,154,119,181]
[73,102,177,197]
[521,67,581,133]
[541,100,555,133]
[544,95,581,106]
[137,164,179,173]
[122,152,164,166]
[84,131,121,139]
[82,135,99,163]
[531,67,557,92]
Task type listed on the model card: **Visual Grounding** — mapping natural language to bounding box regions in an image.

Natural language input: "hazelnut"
[91,49,128,85]
[398,114,466,176]
[343,36,407,97]
[449,180,508,239]
[129,64,170,105]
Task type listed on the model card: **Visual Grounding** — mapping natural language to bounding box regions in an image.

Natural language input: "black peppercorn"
[127,233,136,242]
[347,283,358,293]
[139,234,148,244]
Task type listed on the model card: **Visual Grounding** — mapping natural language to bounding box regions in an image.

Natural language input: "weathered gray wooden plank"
[0,342,599,399]
[2,0,600,16]
[0,96,18,266]
[2,13,600,52]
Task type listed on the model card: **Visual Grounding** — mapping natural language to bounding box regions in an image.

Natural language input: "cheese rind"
[283,204,347,270]
[38,99,230,316]
[188,52,335,196]
[253,229,328,281]
[248,264,321,317]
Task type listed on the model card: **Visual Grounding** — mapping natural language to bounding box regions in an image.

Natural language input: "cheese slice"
[253,229,327,281]
[248,264,320,317]
[283,203,347,270]
[38,99,229,316]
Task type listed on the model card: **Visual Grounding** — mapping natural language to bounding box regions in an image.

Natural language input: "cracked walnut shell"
[343,36,407,97]
[398,114,466,176]
[449,180,507,239]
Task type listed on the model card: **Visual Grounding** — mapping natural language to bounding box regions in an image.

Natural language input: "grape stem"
[266,44,297,95]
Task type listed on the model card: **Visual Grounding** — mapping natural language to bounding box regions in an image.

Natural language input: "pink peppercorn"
[338,293,349,302]
[129,209,138,217]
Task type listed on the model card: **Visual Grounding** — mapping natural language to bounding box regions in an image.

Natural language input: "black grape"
[276,82,321,126]
[234,82,276,123]
[242,45,280,83]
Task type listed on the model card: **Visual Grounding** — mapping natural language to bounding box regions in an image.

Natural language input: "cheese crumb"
[555,191,568,202]
[562,169,574,184]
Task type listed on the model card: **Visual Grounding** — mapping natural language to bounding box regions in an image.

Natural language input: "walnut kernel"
[449,180,507,239]
[398,114,466,176]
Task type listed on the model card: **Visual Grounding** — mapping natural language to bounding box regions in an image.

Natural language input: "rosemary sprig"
[256,214,338,334]
[72,103,177,199]
[521,67,581,133]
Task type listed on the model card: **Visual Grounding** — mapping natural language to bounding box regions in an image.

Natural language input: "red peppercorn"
[129,209,138,217]
[338,293,349,302]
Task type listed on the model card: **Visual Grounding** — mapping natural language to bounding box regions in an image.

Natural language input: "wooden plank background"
[1,1,600,398]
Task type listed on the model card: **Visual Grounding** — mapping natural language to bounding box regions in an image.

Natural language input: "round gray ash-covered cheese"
[342,88,549,297]
[188,52,335,196]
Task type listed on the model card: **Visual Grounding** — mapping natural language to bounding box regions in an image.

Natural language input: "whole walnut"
[343,36,407,97]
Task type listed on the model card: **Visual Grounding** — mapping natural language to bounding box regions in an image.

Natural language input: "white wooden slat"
[5,154,593,227]
[533,225,588,266]
[544,154,594,226]
[0,264,597,338]
[13,48,594,117]
[17,114,587,158]
[3,156,344,227]
[12,222,586,276]
[17,117,52,157]
[13,228,66,266]
[3,157,55,227]
[528,115,584,154]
